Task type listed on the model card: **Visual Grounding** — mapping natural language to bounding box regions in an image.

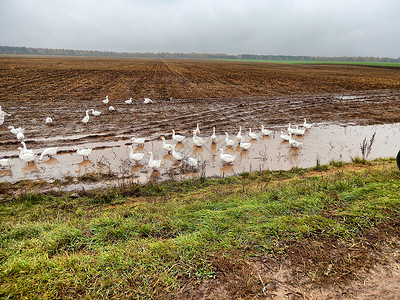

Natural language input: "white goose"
[21,141,34,154]
[160,136,173,152]
[102,95,109,105]
[248,128,258,140]
[293,125,305,136]
[260,125,273,136]
[7,126,24,135]
[280,131,290,141]
[45,117,53,125]
[0,158,11,168]
[82,110,90,124]
[239,139,252,150]
[144,98,153,104]
[0,106,11,116]
[303,118,313,130]
[171,145,185,161]
[91,109,101,116]
[0,109,11,125]
[72,146,92,160]
[39,147,58,161]
[225,132,235,147]
[108,106,115,111]
[192,131,205,147]
[288,133,303,148]
[194,123,200,135]
[211,126,217,144]
[18,147,36,164]
[218,148,236,164]
[147,151,161,170]
[236,125,243,142]
[16,132,25,140]
[131,136,146,147]
[127,146,144,164]
[287,123,296,135]
[125,97,133,104]
[172,130,185,143]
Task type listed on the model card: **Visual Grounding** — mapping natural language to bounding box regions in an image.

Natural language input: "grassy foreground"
[0,158,399,299]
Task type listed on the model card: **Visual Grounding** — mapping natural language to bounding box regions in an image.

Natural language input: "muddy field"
[1,56,400,154]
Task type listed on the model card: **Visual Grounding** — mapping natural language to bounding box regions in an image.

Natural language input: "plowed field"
[1,57,400,299]
[1,56,400,152]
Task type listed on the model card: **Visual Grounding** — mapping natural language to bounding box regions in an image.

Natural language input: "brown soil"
[1,56,400,153]
[1,56,400,299]
[177,223,400,300]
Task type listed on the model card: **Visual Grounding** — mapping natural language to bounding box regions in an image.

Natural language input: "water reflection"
[43,157,59,165]
[0,169,12,177]
[149,170,161,181]
[22,163,38,174]
[224,147,235,154]
[286,148,301,166]
[191,145,204,157]
[77,160,92,174]
[220,165,234,176]
[2,123,400,184]
[162,153,173,161]
[130,164,142,172]
[175,142,185,151]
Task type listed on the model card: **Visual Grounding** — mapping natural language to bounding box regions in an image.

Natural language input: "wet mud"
[1,57,400,184]
[1,122,399,184]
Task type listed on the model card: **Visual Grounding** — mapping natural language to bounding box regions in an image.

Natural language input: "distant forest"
[1,46,399,62]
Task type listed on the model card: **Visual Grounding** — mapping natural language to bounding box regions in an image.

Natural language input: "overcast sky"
[1,0,399,57]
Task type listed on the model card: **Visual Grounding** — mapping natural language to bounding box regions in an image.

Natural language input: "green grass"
[0,159,399,298]
[216,58,400,67]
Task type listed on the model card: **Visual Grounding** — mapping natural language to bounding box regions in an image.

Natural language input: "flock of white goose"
[0,97,313,173]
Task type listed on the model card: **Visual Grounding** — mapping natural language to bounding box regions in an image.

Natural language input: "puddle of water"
[336,95,363,100]
[1,123,400,185]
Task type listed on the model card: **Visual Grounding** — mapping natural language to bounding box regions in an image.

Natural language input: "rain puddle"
[1,123,399,188]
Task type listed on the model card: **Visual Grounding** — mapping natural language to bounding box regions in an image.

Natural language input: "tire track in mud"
[157,60,239,98]
[159,60,194,98]
[83,89,400,143]
[173,62,267,97]
[1,89,399,153]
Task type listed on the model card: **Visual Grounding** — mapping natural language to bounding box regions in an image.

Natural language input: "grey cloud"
[0,0,399,57]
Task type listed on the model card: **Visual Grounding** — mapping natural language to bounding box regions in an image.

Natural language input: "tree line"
[0,46,399,62]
